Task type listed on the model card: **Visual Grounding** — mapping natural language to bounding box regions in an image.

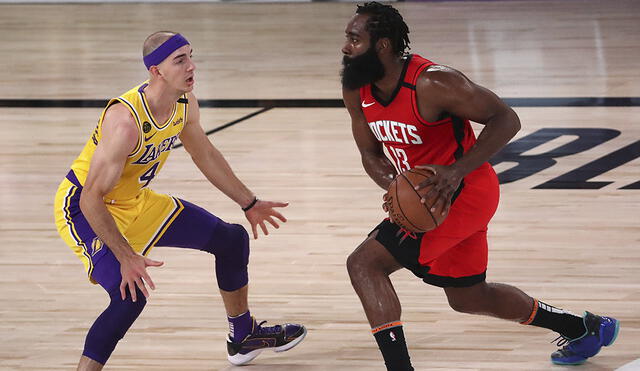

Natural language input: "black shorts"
[370,219,486,288]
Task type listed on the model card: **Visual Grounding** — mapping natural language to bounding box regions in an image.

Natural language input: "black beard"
[341,46,385,90]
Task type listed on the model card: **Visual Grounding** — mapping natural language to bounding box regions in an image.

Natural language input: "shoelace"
[552,335,571,347]
[255,321,282,335]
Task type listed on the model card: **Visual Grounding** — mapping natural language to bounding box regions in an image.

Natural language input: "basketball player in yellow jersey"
[53,31,306,370]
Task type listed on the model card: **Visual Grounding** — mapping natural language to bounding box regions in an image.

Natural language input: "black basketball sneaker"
[226,317,307,365]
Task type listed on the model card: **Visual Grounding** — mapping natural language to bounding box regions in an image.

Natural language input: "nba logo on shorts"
[389,331,396,342]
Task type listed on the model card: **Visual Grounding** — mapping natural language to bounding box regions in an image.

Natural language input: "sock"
[372,322,414,371]
[228,311,253,343]
[521,299,586,339]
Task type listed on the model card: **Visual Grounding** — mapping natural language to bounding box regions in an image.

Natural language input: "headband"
[143,33,190,70]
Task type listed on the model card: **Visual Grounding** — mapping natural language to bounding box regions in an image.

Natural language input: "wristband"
[242,197,258,212]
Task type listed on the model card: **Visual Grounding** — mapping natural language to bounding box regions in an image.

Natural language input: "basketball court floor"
[0,1,638,370]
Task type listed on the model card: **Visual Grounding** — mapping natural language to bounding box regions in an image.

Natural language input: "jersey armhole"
[181,94,189,126]
[111,97,144,157]
[410,63,451,127]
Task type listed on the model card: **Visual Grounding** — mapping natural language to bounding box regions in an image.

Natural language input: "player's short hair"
[356,2,411,56]
[143,31,178,57]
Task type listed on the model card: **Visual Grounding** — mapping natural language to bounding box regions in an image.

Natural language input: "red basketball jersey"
[359,54,482,172]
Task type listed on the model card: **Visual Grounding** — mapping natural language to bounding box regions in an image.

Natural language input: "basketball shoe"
[550,311,620,365]
[227,317,307,366]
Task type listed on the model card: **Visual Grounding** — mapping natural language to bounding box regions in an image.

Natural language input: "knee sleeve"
[82,287,147,365]
[208,221,250,291]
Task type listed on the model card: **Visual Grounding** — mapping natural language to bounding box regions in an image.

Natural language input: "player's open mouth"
[186,77,194,84]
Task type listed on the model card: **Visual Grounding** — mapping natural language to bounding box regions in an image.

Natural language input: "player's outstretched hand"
[414,164,462,216]
[244,199,288,239]
[119,254,164,302]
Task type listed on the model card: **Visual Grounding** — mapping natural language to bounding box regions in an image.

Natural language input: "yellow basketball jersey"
[70,82,187,201]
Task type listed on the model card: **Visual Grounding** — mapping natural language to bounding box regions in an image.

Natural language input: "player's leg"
[152,198,305,365]
[437,231,619,365]
[78,249,147,370]
[54,178,146,370]
[347,220,418,371]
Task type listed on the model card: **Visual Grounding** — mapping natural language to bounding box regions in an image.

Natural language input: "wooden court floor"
[1,1,639,370]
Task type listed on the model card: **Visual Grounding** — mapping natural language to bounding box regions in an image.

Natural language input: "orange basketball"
[386,168,448,233]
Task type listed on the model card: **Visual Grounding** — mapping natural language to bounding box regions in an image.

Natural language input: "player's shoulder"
[104,101,135,122]
[417,65,469,90]
[102,102,138,137]
[415,64,474,101]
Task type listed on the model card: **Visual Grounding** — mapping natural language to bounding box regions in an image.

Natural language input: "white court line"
[616,359,640,371]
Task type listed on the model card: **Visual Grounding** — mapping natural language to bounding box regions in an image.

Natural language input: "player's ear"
[149,65,162,78]
[376,37,391,53]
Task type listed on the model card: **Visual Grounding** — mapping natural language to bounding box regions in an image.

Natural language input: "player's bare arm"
[79,103,163,301]
[179,92,287,239]
[343,87,397,191]
[414,66,521,214]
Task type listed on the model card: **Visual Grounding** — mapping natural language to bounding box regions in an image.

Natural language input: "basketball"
[386,168,448,233]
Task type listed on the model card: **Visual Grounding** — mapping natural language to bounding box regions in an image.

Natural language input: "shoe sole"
[227,326,308,366]
[552,359,587,366]
[275,326,307,353]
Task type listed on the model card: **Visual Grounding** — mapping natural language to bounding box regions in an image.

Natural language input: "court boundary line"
[1,97,639,108]
[172,107,272,149]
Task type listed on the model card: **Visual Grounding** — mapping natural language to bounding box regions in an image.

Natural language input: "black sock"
[523,299,586,339]
[372,322,414,371]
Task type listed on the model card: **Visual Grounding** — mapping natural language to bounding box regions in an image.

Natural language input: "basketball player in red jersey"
[341,3,619,370]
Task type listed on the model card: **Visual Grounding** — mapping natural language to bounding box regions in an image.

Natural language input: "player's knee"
[209,221,249,259]
[222,223,249,261]
[347,248,375,284]
[213,222,250,291]
[446,285,486,314]
[84,288,147,364]
[447,296,476,314]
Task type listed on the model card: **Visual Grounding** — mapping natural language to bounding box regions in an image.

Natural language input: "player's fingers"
[421,186,439,203]
[269,201,289,208]
[135,278,149,299]
[266,216,279,229]
[145,258,164,267]
[251,223,258,240]
[142,271,156,291]
[415,165,437,175]
[270,210,287,223]
[414,177,437,190]
[442,201,451,216]
[259,221,268,236]
[128,281,137,302]
[430,196,447,213]
[120,281,127,301]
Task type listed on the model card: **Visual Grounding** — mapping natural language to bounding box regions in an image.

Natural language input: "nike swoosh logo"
[362,101,375,108]
[144,133,156,141]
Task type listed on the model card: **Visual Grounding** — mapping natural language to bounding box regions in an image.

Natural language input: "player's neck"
[373,57,405,99]
[144,82,182,120]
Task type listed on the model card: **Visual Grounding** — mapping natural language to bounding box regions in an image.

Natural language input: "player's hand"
[413,164,462,216]
[119,254,164,302]
[382,192,396,224]
[244,199,288,239]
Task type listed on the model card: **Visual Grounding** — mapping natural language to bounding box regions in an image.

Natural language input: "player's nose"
[341,44,351,56]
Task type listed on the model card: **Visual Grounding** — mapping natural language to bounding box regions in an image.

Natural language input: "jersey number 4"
[139,162,160,188]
